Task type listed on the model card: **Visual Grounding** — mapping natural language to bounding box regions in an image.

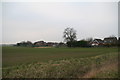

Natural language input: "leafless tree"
[63,27,77,42]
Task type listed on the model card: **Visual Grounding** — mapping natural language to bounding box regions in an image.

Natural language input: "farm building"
[46,42,58,47]
[104,37,117,45]
[34,41,46,47]
[90,39,104,46]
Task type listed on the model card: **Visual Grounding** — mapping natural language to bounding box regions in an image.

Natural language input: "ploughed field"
[2,47,118,78]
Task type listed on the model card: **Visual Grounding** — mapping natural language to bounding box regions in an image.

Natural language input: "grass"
[2,46,117,67]
[2,46,118,78]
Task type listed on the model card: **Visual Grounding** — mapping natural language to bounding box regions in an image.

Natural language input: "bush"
[66,40,90,47]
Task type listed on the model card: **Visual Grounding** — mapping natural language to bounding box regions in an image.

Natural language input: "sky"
[1,2,118,44]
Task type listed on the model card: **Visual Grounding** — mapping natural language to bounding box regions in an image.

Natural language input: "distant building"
[104,37,117,45]
[34,41,46,47]
[90,39,103,46]
[33,41,59,47]
[46,42,58,47]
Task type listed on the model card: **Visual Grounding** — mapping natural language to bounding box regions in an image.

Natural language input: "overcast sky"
[2,2,118,44]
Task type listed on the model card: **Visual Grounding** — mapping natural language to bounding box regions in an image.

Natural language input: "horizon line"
[1,36,119,44]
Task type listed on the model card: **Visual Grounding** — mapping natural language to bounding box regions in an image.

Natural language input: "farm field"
[2,47,118,78]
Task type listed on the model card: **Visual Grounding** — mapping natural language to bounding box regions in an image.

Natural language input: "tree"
[63,27,77,42]
[76,40,89,47]
[63,27,77,47]
[16,41,33,47]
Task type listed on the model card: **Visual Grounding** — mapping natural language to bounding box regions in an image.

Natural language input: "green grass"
[2,46,118,78]
[2,47,117,67]
[3,51,118,78]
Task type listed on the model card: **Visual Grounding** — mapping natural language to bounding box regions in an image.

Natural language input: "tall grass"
[3,52,118,78]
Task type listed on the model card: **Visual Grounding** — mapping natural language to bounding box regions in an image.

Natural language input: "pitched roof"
[94,39,103,43]
[104,37,117,40]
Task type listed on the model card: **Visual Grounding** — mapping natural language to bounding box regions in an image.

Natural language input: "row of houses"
[90,37,117,46]
[16,41,65,47]
[16,37,118,47]
[34,37,118,47]
[34,41,59,47]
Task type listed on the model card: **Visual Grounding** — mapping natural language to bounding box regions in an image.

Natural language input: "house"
[90,39,103,46]
[104,37,117,45]
[46,42,58,47]
[34,41,46,47]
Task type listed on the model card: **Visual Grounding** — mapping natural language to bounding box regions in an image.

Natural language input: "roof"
[104,37,117,40]
[90,39,103,44]
[94,39,102,42]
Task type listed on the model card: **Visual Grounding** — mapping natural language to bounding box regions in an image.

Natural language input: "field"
[2,47,118,78]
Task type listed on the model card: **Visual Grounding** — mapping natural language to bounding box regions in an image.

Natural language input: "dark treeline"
[15,36,118,48]
[16,41,33,47]
[67,40,90,47]
[15,41,65,47]
[67,37,118,48]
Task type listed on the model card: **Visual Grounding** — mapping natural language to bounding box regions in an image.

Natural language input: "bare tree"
[63,27,77,42]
